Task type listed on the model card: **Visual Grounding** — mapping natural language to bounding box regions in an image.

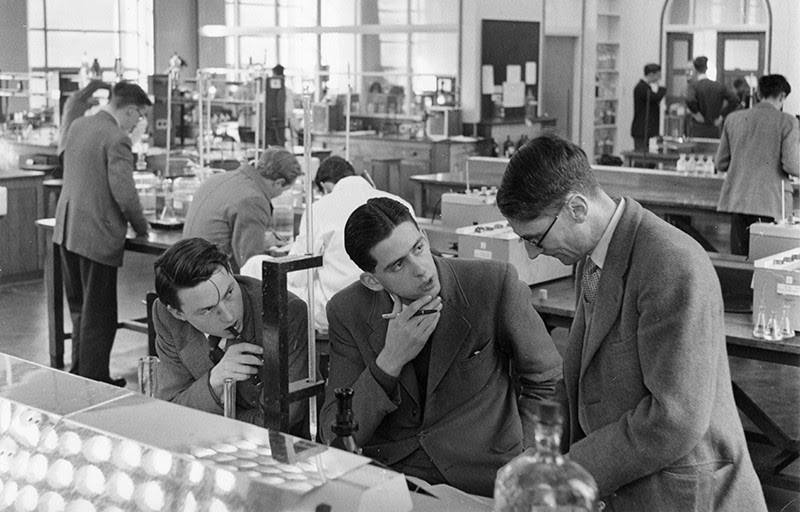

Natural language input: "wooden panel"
[0,172,45,283]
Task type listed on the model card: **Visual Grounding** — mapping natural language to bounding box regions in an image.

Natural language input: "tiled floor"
[1,251,798,510]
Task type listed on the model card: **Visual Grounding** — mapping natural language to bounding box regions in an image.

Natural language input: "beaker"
[271,204,295,243]
[765,311,783,341]
[223,378,236,419]
[138,356,158,397]
[752,305,767,338]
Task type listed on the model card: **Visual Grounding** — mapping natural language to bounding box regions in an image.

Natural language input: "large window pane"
[46,0,117,31]
[321,0,356,26]
[27,30,46,68]
[277,0,317,27]
[378,33,407,72]
[27,0,44,29]
[239,4,275,26]
[410,0,459,24]
[47,32,117,68]
[240,36,276,67]
[377,0,406,25]
[410,33,457,76]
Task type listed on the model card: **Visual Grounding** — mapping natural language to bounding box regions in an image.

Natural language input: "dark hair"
[109,81,152,109]
[693,56,708,73]
[256,146,302,185]
[733,78,748,89]
[154,238,231,311]
[758,74,791,99]
[314,156,355,192]
[643,63,661,76]
[344,197,417,272]
[497,133,600,221]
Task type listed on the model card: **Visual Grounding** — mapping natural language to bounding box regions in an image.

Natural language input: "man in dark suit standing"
[319,197,562,497]
[54,82,152,386]
[497,134,766,511]
[630,63,666,152]
[686,56,739,138]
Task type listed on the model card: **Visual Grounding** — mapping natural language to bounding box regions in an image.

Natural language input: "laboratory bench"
[0,352,492,512]
[0,168,45,284]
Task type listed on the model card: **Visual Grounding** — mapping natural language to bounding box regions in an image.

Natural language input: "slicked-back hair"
[644,63,661,76]
[109,81,152,109]
[344,197,418,272]
[154,238,232,312]
[758,74,791,100]
[257,146,302,185]
[497,133,600,222]
[314,156,355,192]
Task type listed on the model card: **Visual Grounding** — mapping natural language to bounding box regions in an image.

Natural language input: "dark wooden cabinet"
[0,169,45,283]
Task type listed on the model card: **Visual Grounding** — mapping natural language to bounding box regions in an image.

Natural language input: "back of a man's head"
[256,146,302,185]
[497,133,599,221]
[758,74,791,100]
[314,156,355,191]
[344,197,417,272]
[154,238,231,312]
[643,63,661,76]
[109,81,152,109]
[693,56,708,73]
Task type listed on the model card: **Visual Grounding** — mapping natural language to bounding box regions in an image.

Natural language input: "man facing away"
[54,81,152,386]
[497,133,766,511]
[319,197,562,497]
[152,237,310,437]
[630,63,667,152]
[286,156,415,333]
[686,56,739,138]
[716,74,800,256]
[183,146,302,273]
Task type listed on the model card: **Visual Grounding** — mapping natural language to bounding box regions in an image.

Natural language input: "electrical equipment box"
[441,190,503,228]
[749,222,800,261]
[753,246,800,333]
[457,220,573,285]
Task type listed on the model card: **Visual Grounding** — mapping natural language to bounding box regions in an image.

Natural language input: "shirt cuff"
[369,360,399,396]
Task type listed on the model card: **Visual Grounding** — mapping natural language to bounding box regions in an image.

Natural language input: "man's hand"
[264,230,290,249]
[209,342,264,397]
[375,294,443,377]
[713,115,723,128]
[691,112,705,123]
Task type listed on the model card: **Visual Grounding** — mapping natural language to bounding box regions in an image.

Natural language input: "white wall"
[460,0,545,123]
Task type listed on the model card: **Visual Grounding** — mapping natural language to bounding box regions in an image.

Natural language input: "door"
[542,36,577,140]
[716,32,765,90]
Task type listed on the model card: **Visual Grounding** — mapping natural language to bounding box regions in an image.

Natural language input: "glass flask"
[494,400,599,512]
[780,303,794,339]
[764,310,782,341]
[330,388,361,454]
[752,304,767,338]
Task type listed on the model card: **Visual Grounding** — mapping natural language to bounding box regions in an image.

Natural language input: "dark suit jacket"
[630,80,666,140]
[54,110,148,267]
[686,78,739,138]
[153,276,309,435]
[320,257,562,497]
[564,199,765,511]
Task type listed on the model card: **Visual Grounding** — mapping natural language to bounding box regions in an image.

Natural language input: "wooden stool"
[370,158,401,195]
[42,179,63,218]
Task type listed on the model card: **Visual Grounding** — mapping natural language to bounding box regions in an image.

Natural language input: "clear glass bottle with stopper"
[494,400,600,512]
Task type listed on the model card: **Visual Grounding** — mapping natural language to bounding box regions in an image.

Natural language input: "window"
[26,0,154,109]
[221,0,460,117]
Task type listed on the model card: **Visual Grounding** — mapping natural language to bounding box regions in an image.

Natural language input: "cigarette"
[381,309,438,320]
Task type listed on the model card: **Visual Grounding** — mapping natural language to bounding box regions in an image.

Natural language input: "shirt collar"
[588,197,625,270]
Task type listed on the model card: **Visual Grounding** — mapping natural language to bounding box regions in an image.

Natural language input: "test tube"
[223,378,236,419]
[138,356,159,397]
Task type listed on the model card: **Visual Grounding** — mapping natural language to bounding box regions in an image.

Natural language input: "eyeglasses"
[522,215,558,249]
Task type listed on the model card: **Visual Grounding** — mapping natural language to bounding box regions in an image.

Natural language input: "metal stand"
[261,255,325,434]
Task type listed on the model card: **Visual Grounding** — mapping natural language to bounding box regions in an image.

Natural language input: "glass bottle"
[330,388,361,454]
[753,304,767,338]
[780,302,794,339]
[90,58,102,80]
[494,400,599,512]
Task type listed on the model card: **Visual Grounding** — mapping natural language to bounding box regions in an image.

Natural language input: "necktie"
[581,257,600,303]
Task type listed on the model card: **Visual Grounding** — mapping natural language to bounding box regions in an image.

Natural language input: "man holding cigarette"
[319,197,562,497]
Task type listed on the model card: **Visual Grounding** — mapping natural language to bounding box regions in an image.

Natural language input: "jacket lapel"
[426,258,471,403]
[579,199,641,380]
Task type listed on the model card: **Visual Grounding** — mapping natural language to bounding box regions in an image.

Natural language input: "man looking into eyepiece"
[152,237,309,437]
[319,197,562,497]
